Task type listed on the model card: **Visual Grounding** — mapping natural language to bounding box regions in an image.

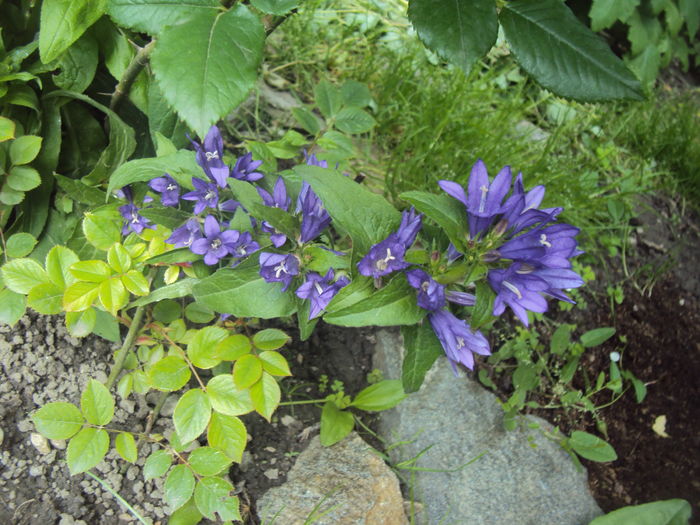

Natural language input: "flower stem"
[278,398,326,406]
[105,304,147,390]
[110,40,157,112]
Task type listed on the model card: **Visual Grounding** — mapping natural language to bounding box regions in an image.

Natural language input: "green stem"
[106,305,147,390]
[279,398,326,406]
[110,40,157,112]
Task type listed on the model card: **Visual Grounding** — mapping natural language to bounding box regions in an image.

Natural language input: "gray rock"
[373,329,602,525]
[257,432,408,525]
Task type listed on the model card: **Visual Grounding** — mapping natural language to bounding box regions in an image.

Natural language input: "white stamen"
[166,183,177,191]
[539,233,551,248]
[205,151,219,161]
[274,261,288,278]
[479,184,489,213]
[314,282,324,295]
[236,246,247,256]
[457,337,466,349]
[204,190,216,201]
[375,248,396,271]
[503,280,523,299]
[130,212,140,224]
[210,239,221,250]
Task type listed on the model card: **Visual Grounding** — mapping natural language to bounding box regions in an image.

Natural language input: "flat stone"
[373,329,602,525]
[257,433,407,525]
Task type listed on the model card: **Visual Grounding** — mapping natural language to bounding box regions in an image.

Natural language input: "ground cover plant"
[0,0,697,523]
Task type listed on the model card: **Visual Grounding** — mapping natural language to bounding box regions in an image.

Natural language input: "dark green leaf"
[401,323,443,393]
[569,430,618,462]
[147,81,190,149]
[550,324,572,355]
[92,309,121,342]
[471,281,495,330]
[39,0,106,63]
[580,327,615,347]
[333,107,376,134]
[340,80,372,108]
[55,174,107,206]
[589,0,640,31]
[320,401,354,446]
[588,499,691,525]
[106,150,199,195]
[6,233,37,258]
[140,206,192,230]
[250,0,298,15]
[54,32,98,93]
[107,0,221,35]
[400,190,466,249]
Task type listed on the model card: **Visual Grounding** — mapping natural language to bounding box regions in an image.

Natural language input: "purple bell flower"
[487,263,551,326]
[296,182,331,244]
[428,309,490,373]
[357,234,410,279]
[445,290,476,306]
[304,151,328,168]
[295,269,350,319]
[405,269,446,312]
[191,126,230,188]
[259,252,300,291]
[190,215,240,265]
[396,207,423,248]
[119,203,154,235]
[258,177,291,247]
[167,219,203,248]
[232,152,264,182]
[148,173,180,207]
[495,223,581,269]
[182,177,219,214]
[229,231,260,260]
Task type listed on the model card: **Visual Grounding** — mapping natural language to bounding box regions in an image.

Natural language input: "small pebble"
[264,446,276,453]
[30,433,51,455]
[50,439,67,450]
[280,415,297,427]
[263,468,279,480]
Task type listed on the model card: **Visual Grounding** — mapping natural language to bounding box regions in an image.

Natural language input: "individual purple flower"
[231,152,264,182]
[167,219,203,248]
[428,309,490,373]
[259,252,300,291]
[295,269,350,319]
[495,223,581,269]
[190,215,240,265]
[148,173,180,207]
[487,263,551,326]
[119,203,153,235]
[446,290,476,306]
[304,151,328,168]
[296,182,331,243]
[229,231,260,260]
[446,243,462,263]
[357,234,410,278]
[182,177,219,214]
[258,177,291,247]
[191,126,230,188]
[396,207,422,248]
[406,269,446,312]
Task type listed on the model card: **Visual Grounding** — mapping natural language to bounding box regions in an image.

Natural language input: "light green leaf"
[206,374,254,416]
[2,258,50,294]
[32,402,84,440]
[207,412,247,462]
[569,430,618,462]
[233,354,263,390]
[7,166,41,192]
[39,0,106,63]
[150,5,265,137]
[580,327,615,347]
[188,447,232,476]
[121,270,150,296]
[67,427,109,474]
[144,449,173,481]
[589,499,691,525]
[9,135,42,166]
[117,373,133,400]
[291,106,322,135]
[249,372,280,421]
[401,323,443,393]
[259,351,291,377]
[341,80,372,108]
[333,107,376,134]
[194,477,241,521]
[98,277,129,315]
[169,497,203,525]
[115,432,138,463]
[107,243,132,273]
[80,379,115,426]
[83,212,122,251]
[173,389,211,444]
[250,0,298,15]
[70,260,112,282]
[55,174,107,206]
[0,185,25,206]
[215,334,252,361]
[106,150,199,195]
[28,282,64,314]
[499,0,644,101]
[5,233,38,259]
[252,329,290,351]
[107,0,221,35]
[164,464,196,511]
[314,80,342,119]
[0,289,27,326]
[129,278,196,307]
[45,246,79,289]
[65,308,97,337]
[0,117,15,141]
[63,281,100,312]
[351,380,405,411]
[320,401,354,446]
[188,326,228,369]
[149,356,192,392]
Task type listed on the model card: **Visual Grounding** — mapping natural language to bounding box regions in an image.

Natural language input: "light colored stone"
[258,432,408,525]
[30,433,51,454]
[373,329,603,525]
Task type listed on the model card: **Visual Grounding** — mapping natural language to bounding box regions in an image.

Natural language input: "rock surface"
[373,329,603,525]
[257,432,408,525]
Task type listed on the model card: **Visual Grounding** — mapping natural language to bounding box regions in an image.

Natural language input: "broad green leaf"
[249,372,280,421]
[499,0,644,101]
[9,135,42,165]
[250,0,298,15]
[46,246,79,289]
[550,324,572,355]
[324,277,425,327]
[351,380,405,411]
[294,165,400,255]
[252,328,290,351]
[7,167,41,192]
[6,233,37,258]
[471,281,495,330]
[323,277,373,314]
[680,0,699,39]
[215,334,252,361]
[70,260,112,282]
[164,464,196,511]
[188,447,232,476]
[107,244,132,273]
[140,206,193,230]
[259,351,291,377]
[0,185,25,206]
[65,308,97,337]
[169,497,203,525]
[302,245,350,274]
[580,327,615,347]
[63,281,100,311]
[54,32,98,93]
[117,373,133,400]
[149,356,192,391]
[106,150,199,195]
[144,449,173,481]
[39,0,106,62]
[589,0,640,31]
[153,299,182,323]
[28,282,64,314]
[80,379,115,426]
[513,365,539,391]
[207,412,247,462]
[569,430,618,462]
[115,432,137,463]
[333,107,376,134]
[67,427,109,474]
[192,267,296,319]
[206,374,254,416]
[0,289,27,326]
[92,309,121,342]
[400,190,467,248]
[291,106,322,135]
[130,278,196,307]
[184,302,215,324]
[83,212,121,251]
[194,477,241,521]
[121,270,150,296]
[341,80,372,108]
[32,402,84,440]
[408,0,497,73]
[0,117,15,141]
[148,83,190,150]
[314,80,342,119]
[233,354,263,390]
[173,389,211,443]
[98,277,129,314]
[2,258,50,294]
[628,45,661,90]
[401,323,444,393]
[320,401,354,446]
[589,499,691,525]
[55,174,106,206]
[150,5,265,137]
[188,326,228,369]
[107,0,221,35]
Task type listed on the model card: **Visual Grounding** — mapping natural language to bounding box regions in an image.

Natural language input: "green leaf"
[39,0,106,62]
[83,212,122,251]
[206,375,254,416]
[28,282,64,315]
[314,80,342,119]
[252,329,290,351]
[341,80,372,108]
[93,309,121,342]
[70,260,112,282]
[320,401,354,446]
[569,430,618,462]
[194,477,241,521]
[115,432,138,463]
[291,106,322,135]
[54,32,98,93]
[188,326,228,369]
[333,107,376,134]
[471,281,495,330]
[148,83,190,150]
[150,5,265,138]
[169,497,203,525]
[188,447,232,476]
[259,351,291,377]
[121,270,150,296]
[580,327,615,347]
[192,267,296,319]
[9,135,42,166]
[67,427,110,474]
[215,334,252,361]
[0,185,25,206]
[680,0,700,39]
[140,206,192,230]
[65,309,97,337]
[401,323,445,393]
[107,0,221,35]
[173,389,211,444]
[32,402,84,440]
[408,0,497,73]
[499,0,644,101]
[98,277,129,315]
[7,167,41,192]
[550,324,572,355]
[0,289,27,326]
[144,449,173,481]
[107,244,132,273]
[153,299,182,323]
[589,499,691,525]
[207,412,247,462]
[6,233,37,258]
[0,117,16,141]
[249,372,280,421]
[513,365,539,391]
[2,258,50,294]
[233,354,263,390]
[324,276,425,327]
[80,379,115,426]
[149,356,192,391]
[589,0,640,31]
[106,150,199,195]
[130,278,196,307]
[63,281,100,311]
[628,45,661,90]
[251,0,298,15]
[400,190,467,248]
[164,464,196,511]
[55,175,106,206]
[351,380,405,411]
[294,165,400,255]
[184,302,215,324]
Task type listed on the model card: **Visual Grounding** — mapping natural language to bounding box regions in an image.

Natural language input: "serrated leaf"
[107,244,132,273]
[320,401,354,446]
[499,0,643,101]
[173,389,211,444]
[150,6,264,138]
[214,334,252,361]
[149,356,192,391]
[291,106,322,135]
[7,166,41,192]
[0,117,15,141]
[80,379,115,426]
[207,412,247,462]
[340,80,372,108]
[28,282,64,314]
[250,0,298,15]
[0,289,27,326]
[589,0,640,31]
[164,464,196,511]
[589,499,691,525]
[401,323,447,393]
[115,432,138,463]
[67,427,109,474]
[233,354,263,390]
[259,351,291,377]
[107,0,221,35]
[65,308,97,337]
[194,477,240,521]
[144,449,173,481]
[130,278,196,307]
[70,260,112,282]
[64,282,100,314]
[55,174,107,206]
[206,375,254,416]
[140,206,193,230]
[2,258,50,294]
[45,246,80,289]
[188,326,228,369]
[249,372,280,421]
[121,270,150,296]
[314,80,342,119]
[333,107,376,134]
[83,212,121,251]
[9,135,42,165]
[54,31,98,93]
[351,380,405,411]
[252,328,290,351]
[569,430,618,462]
[6,233,38,259]
[188,447,232,476]
[98,277,129,315]
[32,402,84,440]
[184,302,215,324]
[39,0,106,63]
